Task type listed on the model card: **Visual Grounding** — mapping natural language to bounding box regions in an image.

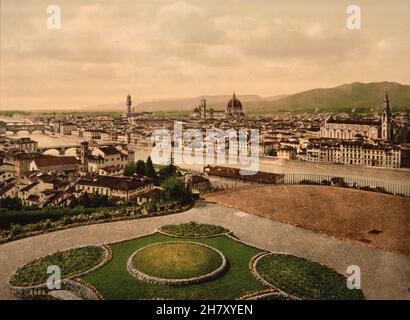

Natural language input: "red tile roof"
[34,156,78,168]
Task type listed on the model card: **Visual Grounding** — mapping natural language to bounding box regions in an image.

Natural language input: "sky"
[1,0,409,110]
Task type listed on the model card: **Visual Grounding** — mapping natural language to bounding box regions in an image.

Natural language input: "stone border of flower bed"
[127,241,228,286]
[247,252,300,300]
[8,244,111,300]
[238,288,295,300]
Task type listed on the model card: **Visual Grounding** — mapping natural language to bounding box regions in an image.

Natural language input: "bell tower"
[126,94,132,115]
[381,92,392,142]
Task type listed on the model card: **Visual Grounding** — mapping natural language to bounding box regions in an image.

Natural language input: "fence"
[283,173,410,197]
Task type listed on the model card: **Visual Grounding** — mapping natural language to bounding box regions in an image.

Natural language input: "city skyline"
[1,0,410,110]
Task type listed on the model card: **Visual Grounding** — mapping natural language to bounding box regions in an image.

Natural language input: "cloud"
[1,0,409,109]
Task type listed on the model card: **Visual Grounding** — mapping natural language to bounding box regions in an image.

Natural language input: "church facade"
[320,93,392,142]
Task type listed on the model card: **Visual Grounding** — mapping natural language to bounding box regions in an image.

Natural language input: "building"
[76,176,154,200]
[319,93,393,141]
[0,183,17,199]
[0,171,14,183]
[4,138,38,152]
[83,129,105,141]
[226,92,245,117]
[126,94,132,115]
[277,146,297,159]
[306,141,341,163]
[123,94,153,121]
[29,156,79,173]
[59,122,77,135]
[204,165,284,184]
[87,145,132,174]
[340,141,402,168]
[14,153,43,177]
[381,92,392,142]
[305,139,406,168]
[191,99,214,119]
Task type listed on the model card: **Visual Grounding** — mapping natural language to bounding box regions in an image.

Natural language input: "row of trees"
[124,156,156,177]
[69,192,110,208]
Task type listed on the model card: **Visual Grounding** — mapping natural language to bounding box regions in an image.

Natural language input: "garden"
[9,223,365,300]
[0,168,194,244]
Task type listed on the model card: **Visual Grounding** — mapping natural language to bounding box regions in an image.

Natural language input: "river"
[7,131,410,185]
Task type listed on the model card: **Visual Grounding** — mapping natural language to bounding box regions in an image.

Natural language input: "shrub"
[9,224,24,237]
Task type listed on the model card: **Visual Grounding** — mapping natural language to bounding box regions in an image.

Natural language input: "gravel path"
[0,201,408,300]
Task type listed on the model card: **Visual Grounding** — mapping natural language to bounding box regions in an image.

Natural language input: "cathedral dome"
[226,92,244,116]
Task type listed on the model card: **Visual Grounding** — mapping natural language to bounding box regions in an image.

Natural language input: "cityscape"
[0,0,409,307]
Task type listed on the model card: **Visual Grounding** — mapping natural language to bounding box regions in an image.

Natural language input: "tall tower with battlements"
[381,92,392,142]
[126,94,132,115]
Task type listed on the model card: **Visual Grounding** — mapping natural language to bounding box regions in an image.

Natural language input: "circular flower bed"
[254,253,365,300]
[9,246,106,287]
[159,222,229,238]
[127,241,228,285]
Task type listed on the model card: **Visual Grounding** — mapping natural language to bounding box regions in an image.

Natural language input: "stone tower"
[200,99,207,119]
[80,141,90,172]
[126,94,132,114]
[381,92,392,142]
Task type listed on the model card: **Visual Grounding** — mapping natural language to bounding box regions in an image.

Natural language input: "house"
[0,183,18,199]
[277,146,297,160]
[29,156,79,173]
[4,138,38,152]
[0,171,13,183]
[59,122,77,135]
[76,176,154,200]
[87,145,132,173]
[132,188,162,204]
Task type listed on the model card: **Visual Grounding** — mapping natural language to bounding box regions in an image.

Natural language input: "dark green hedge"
[0,207,101,229]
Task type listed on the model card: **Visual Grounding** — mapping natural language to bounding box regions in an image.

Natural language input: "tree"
[159,163,177,180]
[79,192,92,208]
[160,176,191,204]
[124,162,136,176]
[135,160,146,176]
[145,156,156,177]
[0,196,23,211]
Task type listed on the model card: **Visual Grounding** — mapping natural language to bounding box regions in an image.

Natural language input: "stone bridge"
[3,124,46,134]
[38,144,81,155]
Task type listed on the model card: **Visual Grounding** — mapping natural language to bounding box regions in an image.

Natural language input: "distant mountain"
[22,81,407,114]
[244,82,410,114]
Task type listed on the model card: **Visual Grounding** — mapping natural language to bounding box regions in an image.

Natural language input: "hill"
[244,82,410,114]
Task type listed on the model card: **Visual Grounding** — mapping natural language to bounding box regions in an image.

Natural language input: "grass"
[10,246,105,287]
[256,254,365,300]
[82,233,266,299]
[132,242,222,279]
[160,222,229,237]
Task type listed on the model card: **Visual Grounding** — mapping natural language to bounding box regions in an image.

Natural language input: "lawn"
[10,246,105,287]
[82,233,266,300]
[9,223,365,300]
[131,242,222,279]
[256,253,365,300]
[160,222,229,237]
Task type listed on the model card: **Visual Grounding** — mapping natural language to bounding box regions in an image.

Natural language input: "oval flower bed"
[159,222,229,238]
[254,253,365,300]
[9,246,106,287]
[128,241,227,285]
